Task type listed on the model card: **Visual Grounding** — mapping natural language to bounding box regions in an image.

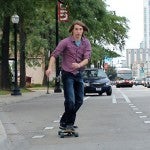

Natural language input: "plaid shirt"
[51,36,91,75]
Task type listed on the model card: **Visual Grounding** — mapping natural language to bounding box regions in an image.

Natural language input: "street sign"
[58,2,69,22]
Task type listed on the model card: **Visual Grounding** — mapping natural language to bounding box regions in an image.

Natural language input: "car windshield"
[117,73,132,80]
[83,69,107,78]
[146,78,150,81]
[135,78,142,81]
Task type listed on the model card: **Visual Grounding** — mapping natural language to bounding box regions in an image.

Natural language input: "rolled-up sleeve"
[51,39,66,58]
[83,39,91,60]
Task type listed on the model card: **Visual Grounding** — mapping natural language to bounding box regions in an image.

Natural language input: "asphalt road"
[1,85,150,150]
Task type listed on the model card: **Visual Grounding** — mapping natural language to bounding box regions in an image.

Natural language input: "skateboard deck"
[58,129,79,138]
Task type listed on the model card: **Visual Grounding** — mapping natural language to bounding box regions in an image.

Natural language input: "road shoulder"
[0,120,11,150]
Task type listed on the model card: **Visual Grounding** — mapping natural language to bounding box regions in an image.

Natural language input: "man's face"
[72,24,84,39]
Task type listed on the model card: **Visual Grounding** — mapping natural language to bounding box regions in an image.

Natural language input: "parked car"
[83,68,112,96]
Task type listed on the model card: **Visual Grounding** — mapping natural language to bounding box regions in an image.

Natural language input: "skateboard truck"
[58,125,79,138]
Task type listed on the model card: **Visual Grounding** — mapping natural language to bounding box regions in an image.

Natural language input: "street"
[1,85,150,150]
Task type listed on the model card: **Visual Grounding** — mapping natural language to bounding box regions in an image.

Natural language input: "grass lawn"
[0,90,10,95]
[0,84,53,95]
[0,88,32,95]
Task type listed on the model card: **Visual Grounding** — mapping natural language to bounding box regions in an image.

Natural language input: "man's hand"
[45,68,53,77]
[72,63,81,69]
[46,56,56,77]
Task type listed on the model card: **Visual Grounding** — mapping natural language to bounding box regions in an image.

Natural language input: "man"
[46,20,91,130]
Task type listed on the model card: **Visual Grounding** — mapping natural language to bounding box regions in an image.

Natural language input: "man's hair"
[69,20,89,33]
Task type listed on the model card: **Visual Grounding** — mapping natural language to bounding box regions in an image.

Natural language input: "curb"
[0,120,11,150]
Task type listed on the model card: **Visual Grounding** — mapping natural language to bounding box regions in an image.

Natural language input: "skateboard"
[58,127,79,138]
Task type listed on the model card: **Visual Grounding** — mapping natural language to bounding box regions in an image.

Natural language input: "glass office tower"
[144,0,150,62]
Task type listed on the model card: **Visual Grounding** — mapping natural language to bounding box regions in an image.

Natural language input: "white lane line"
[121,93,131,103]
[130,105,136,108]
[44,126,54,130]
[144,121,150,124]
[132,108,139,110]
[112,94,117,104]
[118,89,131,103]
[139,116,147,118]
[53,120,60,123]
[32,135,45,139]
[129,104,134,106]
[135,112,143,114]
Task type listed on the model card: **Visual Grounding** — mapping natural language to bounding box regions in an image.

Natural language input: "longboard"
[58,129,79,138]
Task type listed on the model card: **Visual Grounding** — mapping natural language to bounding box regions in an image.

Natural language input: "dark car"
[83,68,112,96]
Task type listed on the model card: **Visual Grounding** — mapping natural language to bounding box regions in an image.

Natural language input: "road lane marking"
[132,108,139,110]
[144,121,150,124]
[112,94,117,104]
[129,104,134,106]
[53,120,60,123]
[44,127,54,130]
[121,93,131,103]
[130,105,136,108]
[117,89,131,103]
[139,116,147,118]
[32,135,45,139]
[135,112,143,114]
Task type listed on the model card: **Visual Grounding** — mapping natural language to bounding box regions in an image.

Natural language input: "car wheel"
[106,90,112,96]
[98,92,102,96]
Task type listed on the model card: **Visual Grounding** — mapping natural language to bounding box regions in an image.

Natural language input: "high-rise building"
[144,0,150,50]
[126,48,145,77]
[143,0,150,76]
[125,0,150,78]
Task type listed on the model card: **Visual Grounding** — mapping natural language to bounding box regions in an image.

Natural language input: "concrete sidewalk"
[0,88,54,150]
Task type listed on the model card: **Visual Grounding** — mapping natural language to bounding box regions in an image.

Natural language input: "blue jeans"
[60,70,84,126]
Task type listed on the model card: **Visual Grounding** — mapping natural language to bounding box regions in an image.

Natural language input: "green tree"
[105,65,117,81]
[0,0,129,89]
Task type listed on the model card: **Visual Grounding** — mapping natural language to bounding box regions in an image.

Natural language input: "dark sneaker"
[59,122,66,130]
[66,125,75,131]
[59,126,66,130]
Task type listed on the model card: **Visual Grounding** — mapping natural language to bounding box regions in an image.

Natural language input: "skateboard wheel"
[58,131,61,135]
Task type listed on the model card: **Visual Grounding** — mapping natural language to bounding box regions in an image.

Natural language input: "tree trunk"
[19,16,26,88]
[1,16,11,90]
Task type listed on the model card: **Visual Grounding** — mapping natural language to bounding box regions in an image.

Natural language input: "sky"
[106,0,144,49]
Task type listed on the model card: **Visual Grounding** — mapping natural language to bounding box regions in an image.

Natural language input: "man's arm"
[45,56,56,77]
[72,58,89,69]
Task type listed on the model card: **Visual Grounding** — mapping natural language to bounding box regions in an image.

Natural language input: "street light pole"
[54,1,62,93]
[11,14,21,96]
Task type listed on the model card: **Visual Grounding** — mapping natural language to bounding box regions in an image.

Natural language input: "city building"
[125,0,150,78]
[126,48,145,78]
[144,0,150,49]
